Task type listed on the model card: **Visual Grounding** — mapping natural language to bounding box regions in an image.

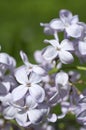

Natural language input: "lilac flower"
[42,39,74,64]
[2,92,49,127]
[20,50,45,75]
[50,9,83,38]
[13,66,45,103]
[15,95,49,127]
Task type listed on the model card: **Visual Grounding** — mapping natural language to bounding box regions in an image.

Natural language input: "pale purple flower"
[49,9,83,38]
[20,50,45,75]
[13,66,45,103]
[42,39,74,64]
[15,95,49,127]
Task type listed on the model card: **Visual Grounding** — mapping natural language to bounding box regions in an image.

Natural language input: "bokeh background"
[0,0,86,129]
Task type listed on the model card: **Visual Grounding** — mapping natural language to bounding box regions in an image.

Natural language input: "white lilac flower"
[20,50,45,75]
[13,66,45,103]
[15,96,49,127]
[42,39,74,64]
[49,9,83,38]
[2,93,46,127]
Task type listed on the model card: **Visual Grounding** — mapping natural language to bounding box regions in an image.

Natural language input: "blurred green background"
[0,0,86,65]
[0,0,86,129]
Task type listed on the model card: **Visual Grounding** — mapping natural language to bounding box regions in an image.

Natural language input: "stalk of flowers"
[0,9,86,130]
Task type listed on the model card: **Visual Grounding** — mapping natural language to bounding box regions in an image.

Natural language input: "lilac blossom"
[42,39,74,64]
[41,9,83,38]
[0,9,86,129]
[13,66,45,103]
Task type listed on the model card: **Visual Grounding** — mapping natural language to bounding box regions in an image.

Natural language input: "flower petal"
[55,71,68,86]
[78,41,86,55]
[71,15,79,24]
[44,39,59,48]
[42,46,58,61]
[28,109,45,124]
[60,39,74,51]
[14,66,28,84]
[50,19,64,30]
[20,50,29,66]
[26,95,37,109]
[12,85,28,101]
[29,84,45,103]
[29,72,42,84]
[66,24,83,38]
[60,9,72,23]
[59,50,74,64]
[33,65,46,75]
[16,112,31,127]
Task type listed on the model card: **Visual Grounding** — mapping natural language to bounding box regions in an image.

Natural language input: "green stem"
[76,66,86,71]
[48,65,86,75]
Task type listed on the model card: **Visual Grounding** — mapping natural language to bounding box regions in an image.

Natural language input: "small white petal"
[28,109,45,124]
[29,84,45,103]
[26,95,37,109]
[66,24,83,38]
[42,46,58,61]
[34,50,43,63]
[55,71,68,86]
[78,41,86,55]
[60,39,74,51]
[59,50,74,64]
[16,112,31,127]
[44,39,59,48]
[29,72,42,84]
[12,85,28,101]
[60,9,72,23]
[33,65,45,75]
[50,19,64,30]
[20,50,29,66]
[71,15,79,24]
[14,66,28,84]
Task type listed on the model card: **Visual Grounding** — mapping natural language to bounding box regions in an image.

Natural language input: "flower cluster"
[0,9,86,130]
